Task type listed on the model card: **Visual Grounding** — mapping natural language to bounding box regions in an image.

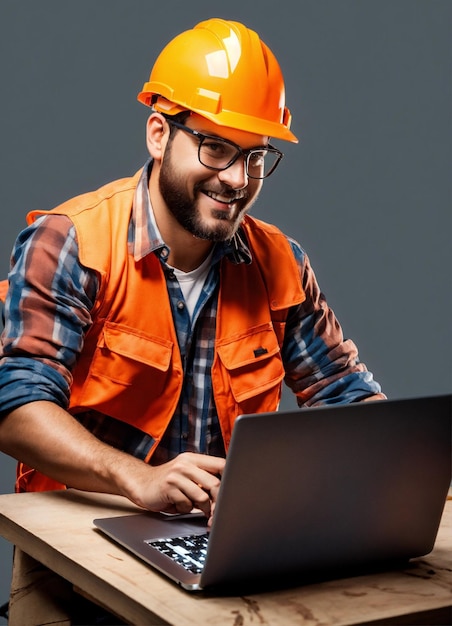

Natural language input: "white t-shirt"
[169,251,213,319]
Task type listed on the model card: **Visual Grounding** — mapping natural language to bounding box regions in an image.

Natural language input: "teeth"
[205,191,242,204]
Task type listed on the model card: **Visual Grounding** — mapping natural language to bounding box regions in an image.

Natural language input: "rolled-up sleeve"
[0,215,98,415]
[282,239,385,405]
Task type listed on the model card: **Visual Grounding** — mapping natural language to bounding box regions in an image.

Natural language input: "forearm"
[0,400,148,502]
[283,243,385,405]
[0,400,225,519]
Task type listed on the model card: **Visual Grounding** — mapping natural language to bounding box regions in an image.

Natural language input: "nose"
[217,156,248,190]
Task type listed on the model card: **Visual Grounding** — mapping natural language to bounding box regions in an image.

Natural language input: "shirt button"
[181,432,189,440]
[160,247,169,260]
[177,300,185,310]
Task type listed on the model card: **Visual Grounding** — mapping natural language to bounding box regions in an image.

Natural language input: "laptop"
[94,394,451,592]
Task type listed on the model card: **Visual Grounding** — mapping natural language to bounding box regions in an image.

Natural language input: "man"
[0,18,384,523]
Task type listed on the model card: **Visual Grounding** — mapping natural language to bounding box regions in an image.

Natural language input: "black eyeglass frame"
[163,116,284,179]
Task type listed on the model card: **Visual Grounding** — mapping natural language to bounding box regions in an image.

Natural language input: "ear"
[146,112,169,160]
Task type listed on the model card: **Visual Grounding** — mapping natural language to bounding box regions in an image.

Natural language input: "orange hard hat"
[137,18,298,143]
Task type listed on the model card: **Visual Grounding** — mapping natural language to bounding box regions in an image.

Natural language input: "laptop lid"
[94,394,451,592]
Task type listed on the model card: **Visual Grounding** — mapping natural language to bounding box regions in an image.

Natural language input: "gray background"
[0,0,450,613]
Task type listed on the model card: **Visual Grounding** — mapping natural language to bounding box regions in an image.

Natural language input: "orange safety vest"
[0,280,7,303]
[15,169,305,492]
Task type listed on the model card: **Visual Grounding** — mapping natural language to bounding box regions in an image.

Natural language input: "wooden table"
[0,489,451,626]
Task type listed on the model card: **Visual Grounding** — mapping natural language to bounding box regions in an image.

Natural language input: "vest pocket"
[216,323,285,402]
[91,321,173,385]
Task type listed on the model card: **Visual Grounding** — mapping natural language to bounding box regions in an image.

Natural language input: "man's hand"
[121,452,225,521]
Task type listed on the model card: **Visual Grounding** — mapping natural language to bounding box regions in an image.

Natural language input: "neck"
[149,174,214,273]
[166,233,213,273]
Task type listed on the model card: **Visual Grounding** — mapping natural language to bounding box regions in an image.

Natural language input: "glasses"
[165,118,284,179]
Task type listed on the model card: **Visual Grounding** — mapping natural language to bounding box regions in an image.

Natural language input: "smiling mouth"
[203,190,245,205]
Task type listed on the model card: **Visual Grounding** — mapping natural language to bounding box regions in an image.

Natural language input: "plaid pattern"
[0,160,383,462]
[151,267,224,464]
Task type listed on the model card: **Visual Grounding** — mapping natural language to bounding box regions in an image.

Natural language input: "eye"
[202,140,229,159]
[248,151,266,168]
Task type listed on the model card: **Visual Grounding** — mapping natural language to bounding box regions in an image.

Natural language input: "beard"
[158,149,253,242]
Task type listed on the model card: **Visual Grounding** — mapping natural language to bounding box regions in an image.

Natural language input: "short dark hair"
[165,110,191,139]
[160,111,192,153]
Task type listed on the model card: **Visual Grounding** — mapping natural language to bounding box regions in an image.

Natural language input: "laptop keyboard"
[145,533,209,574]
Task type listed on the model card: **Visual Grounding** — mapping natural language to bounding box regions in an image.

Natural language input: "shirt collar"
[130,159,252,266]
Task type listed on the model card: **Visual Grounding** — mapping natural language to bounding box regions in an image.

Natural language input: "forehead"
[187,113,269,148]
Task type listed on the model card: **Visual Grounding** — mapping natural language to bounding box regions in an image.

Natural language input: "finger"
[160,491,196,515]
[208,501,216,527]
[196,454,226,477]
[155,454,225,516]
[208,480,221,503]
[165,473,213,517]
[159,474,207,515]
[186,481,212,517]
[192,470,222,506]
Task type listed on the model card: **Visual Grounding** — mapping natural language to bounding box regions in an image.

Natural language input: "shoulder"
[243,215,307,265]
[14,214,76,256]
[27,169,143,224]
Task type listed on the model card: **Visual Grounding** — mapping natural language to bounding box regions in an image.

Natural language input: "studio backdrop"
[0,0,450,611]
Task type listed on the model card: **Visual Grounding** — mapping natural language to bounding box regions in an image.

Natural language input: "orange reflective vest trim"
[17,169,305,492]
